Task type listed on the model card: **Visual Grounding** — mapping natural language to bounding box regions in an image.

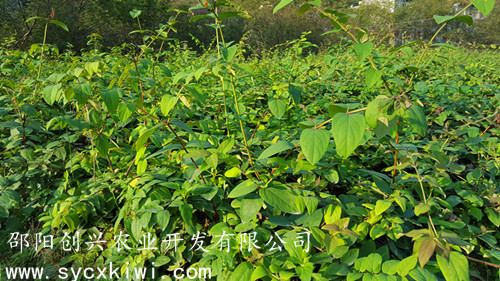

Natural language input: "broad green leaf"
[134,125,159,150]
[156,210,170,230]
[273,0,294,14]
[160,94,177,117]
[414,203,431,216]
[231,262,253,281]
[180,203,193,224]
[95,134,109,156]
[433,15,473,25]
[365,68,383,88]
[42,84,63,106]
[225,167,241,178]
[288,83,302,104]
[353,42,374,61]
[328,104,348,117]
[268,98,287,119]
[222,45,238,61]
[360,253,382,274]
[240,198,263,223]
[101,88,121,114]
[397,255,417,276]
[260,184,300,214]
[437,252,469,281]
[117,102,135,122]
[49,20,69,31]
[300,129,330,165]
[218,138,234,154]
[418,237,436,267]
[485,208,500,227]
[374,117,398,139]
[409,267,438,281]
[219,11,242,21]
[72,83,91,104]
[405,104,427,136]
[332,113,366,158]
[298,4,311,17]
[365,96,389,128]
[324,205,342,224]
[228,180,258,198]
[375,200,392,216]
[296,262,314,281]
[471,0,495,16]
[130,9,142,18]
[251,266,268,280]
[258,141,293,160]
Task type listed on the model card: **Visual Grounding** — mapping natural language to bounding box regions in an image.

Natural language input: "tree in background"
[0,0,172,51]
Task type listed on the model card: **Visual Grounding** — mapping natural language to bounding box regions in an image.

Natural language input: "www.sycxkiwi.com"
[2,264,212,280]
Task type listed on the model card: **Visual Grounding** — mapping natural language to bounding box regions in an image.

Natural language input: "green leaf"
[296,262,314,281]
[328,104,348,117]
[72,83,91,104]
[300,128,330,165]
[486,208,500,227]
[160,94,178,117]
[437,252,469,281]
[324,205,342,224]
[25,16,45,23]
[180,203,193,224]
[269,98,287,119]
[288,83,302,104]
[231,262,253,281]
[332,113,366,158]
[258,141,293,160]
[298,4,311,17]
[228,180,258,198]
[117,102,135,123]
[156,210,170,230]
[471,0,495,16]
[374,117,398,138]
[101,88,121,114]
[353,42,374,61]
[273,0,294,14]
[414,203,431,216]
[365,68,383,88]
[219,11,242,21]
[433,15,473,25]
[409,267,438,281]
[397,255,417,276]
[375,200,392,216]
[95,134,109,156]
[222,45,238,61]
[360,253,382,273]
[49,20,69,31]
[418,237,436,267]
[260,184,300,214]
[405,104,427,136]
[225,167,241,178]
[42,84,63,105]
[189,14,215,22]
[365,96,389,128]
[130,9,142,18]
[240,198,263,223]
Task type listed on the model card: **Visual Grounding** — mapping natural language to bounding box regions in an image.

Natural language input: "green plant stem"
[408,3,473,86]
[313,6,394,96]
[231,78,253,165]
[33,21,48,97]
[410,154,439,237]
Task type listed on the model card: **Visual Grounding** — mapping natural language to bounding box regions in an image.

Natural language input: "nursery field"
[0,1,499,281]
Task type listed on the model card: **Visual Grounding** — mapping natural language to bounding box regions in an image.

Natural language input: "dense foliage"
[0,0,499,280]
